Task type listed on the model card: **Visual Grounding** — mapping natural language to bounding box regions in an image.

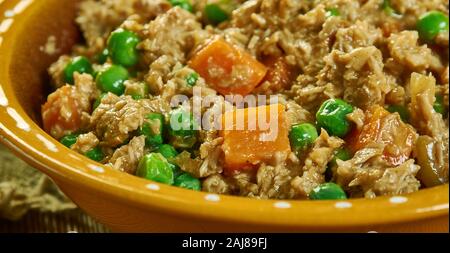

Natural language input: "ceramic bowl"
[0,0,448,232]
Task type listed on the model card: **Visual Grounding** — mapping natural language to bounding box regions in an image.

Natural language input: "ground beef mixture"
[42,0,449,200]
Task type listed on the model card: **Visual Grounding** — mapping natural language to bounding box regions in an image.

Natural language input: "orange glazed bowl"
[0,0,448,232]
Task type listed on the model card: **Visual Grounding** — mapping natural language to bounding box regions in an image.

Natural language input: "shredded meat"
[388,31,443,73]
[171,151,204,178]
[41,0,449,200]
[336,144,420,198]
[290,80,332,111]
[199,137,224,175]
[90,94,170,147]
[202,174,233,195]
[76,0,170,54]
[337,47,390,109]
[346,108,365,131]
[139,7,205,65]
[76,0,136,52]
[291,130,344,198]
[48,55,71,88]
[409,73,449,180]
[292,46,392,111]
[131,0,171,21]
[108,135,146,174]
[231,171,259,197]
[71,132,99,154]
[385,85,406,106]
[333,20,382,53]
[284,100,313,127]
[256,164,294,199]
[172,138,224,179]
[371,160,421,197]
[73,72,99,102]
[410,73,448,139]
[336,144,386,190]
[145,55,177,95]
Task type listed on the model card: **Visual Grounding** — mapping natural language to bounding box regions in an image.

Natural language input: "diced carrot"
[347,105,417,166]
[188,36,267,96]
[348,105,390,152]
[256,56,296,93]
[42,85,85,139]
[220,104,291,173]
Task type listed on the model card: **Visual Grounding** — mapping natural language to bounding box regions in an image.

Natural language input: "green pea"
[108,28,141,67]
[168,108,198,149]
[334,148,351,162]
[329,148,352,168]
[387,104,410,123]
[417,11,449,41]
[316,99,354,137]
[85,147,104,162]
[171,164,184,179]
[96,65,129,95]
[140,113,165,148]
[171,136,198,149]
[129,69,139,78]
[171,108,197,136]
[205,3,229,24]
[93,93,108,111]
[309,183,347,200]
[96,48,109,64]
[63,56,93,85]
[169,108,197,137]
[289,123,318,151]
[326,148,352,182]
[137,153,174,185]
[434,95,446,115]
[157,144,178,159]
[156,144,183,177]
[129,95,141,100]
[381,0,400,17]
[186,72,199,87]
[169,0,194,13]
[60,134,80,148]
[326,8,340,17]
[174,173,201,191]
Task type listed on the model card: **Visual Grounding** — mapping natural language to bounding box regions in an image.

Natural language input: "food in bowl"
[41,0,449,200]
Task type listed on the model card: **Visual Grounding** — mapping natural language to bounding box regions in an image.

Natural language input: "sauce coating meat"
[43,0,449,200]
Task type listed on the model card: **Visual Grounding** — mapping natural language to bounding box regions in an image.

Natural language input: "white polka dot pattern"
[88,164,105,173]
[274,202,291,209]
[205,194,220,202]
[7,107,30,131]
[146,184,160,191]
[335,202,352,209]
[389,196,408,204]
[0,85,8,106]
[36,134,58,152]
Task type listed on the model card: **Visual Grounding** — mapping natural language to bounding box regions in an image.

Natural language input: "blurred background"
[0,143,108,233]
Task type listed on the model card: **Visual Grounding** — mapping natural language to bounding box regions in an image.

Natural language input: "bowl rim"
[0,0,448,230]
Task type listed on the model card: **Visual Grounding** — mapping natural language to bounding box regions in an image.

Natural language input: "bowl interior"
[7,0,80,125]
